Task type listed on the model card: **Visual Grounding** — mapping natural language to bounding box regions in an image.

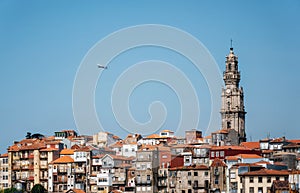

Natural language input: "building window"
[188,180,191,185]
[194,172,198,176]
[211,152,215,157]
[258,187,263,193]
[188,172,191,176]
[215,176,219,184]
[276,176,280,181]
[220,151,224,157]
[250,177,254,183]
[216,151,219,157]
[227,121,231,128]
[205,171,209,176]
[258,176,262,183]
[249,187,254,193]
[267,177,271,183]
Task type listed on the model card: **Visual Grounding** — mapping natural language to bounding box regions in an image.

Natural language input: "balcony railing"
[158,181,167,187]
[135,179,151,185]
[40,164,48,169]
[75,167,85,173]
[158,171,168,177]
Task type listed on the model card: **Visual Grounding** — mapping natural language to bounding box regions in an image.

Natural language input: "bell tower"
[220,47,246,144]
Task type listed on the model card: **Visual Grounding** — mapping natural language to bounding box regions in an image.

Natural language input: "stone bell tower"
[220,47,246,144]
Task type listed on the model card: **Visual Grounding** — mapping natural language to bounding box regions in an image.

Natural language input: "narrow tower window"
[227,121,231,129]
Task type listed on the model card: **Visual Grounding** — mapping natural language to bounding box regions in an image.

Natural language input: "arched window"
[227,121,231,129]
[228,63,231,71]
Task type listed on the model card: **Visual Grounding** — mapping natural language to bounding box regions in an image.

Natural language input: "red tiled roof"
[92,154,105,159]
[232,163,260,167]
[60,149,75,155]
[240,169,289,176]
[161,129,174,133]
[74,146,91,152]
[51,156,74,164]
[287,139,300,144]
[236,154,262,159]
[271,180,289,190]
[67,189,86,193]
[144,134,160,139]
[211,145,251,151]
[71,144,80,149]
[211,158,227,167]
[226,156,239,161]
[109,141,123,148]
[169,164,209,171]
[212,129,229,134]
[270,138,285,143]
[240,142,260,149]
[262,149,274,153]
[40,148,59,152]
[0,153,8,158]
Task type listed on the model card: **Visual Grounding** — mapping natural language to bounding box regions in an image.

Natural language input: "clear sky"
[0,1,299,153]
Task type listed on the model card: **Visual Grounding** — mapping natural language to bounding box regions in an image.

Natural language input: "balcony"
[40,175,48,180]
[135,180,151,185]
[75,167,85,173]
[169,183,176,188]
[12,165,20,170]
[158,170,168,177]
[59,168,68,173]
[40,164,48,169]
[158,181,167,187]
[40,153,48,159]
[22,165,34,170]
[53,175,68,183]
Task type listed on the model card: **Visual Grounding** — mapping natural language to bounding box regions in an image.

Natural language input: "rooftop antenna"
[230,39,233,49]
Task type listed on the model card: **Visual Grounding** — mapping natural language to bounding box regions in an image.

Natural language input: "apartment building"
[48,156,75,192]
[135,147,159,193]
[7,138,61,191]
[0,153,9,190]
[239,169,289,193]
[169,165,210,193]
[210,158,227,192]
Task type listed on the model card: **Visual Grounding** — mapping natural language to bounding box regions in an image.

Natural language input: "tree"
[30,184,46,193]
[3,188,18,193]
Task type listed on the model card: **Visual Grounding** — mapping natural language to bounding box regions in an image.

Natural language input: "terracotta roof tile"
[211,158,227,167]
[240,142,260,149]
[237,154,262,159]
[226,156,239,161]
[60,149,75,155]
[240,169,289,176]
[169,164,209,171]
[271,180,289,190]
[67,189,86,193]
[51,156,74,164]
[0,153,8,158]
[211,145,251,151]
[145,134,160,139]
[40,148,59,152]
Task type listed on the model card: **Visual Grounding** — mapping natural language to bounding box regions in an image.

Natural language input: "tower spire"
[220,46,247,145]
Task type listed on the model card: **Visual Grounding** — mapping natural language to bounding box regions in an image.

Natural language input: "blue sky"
[0,1,299,153]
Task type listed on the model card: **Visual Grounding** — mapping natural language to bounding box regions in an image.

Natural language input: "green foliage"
[3,188,18,193]
[30,184,46,193]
